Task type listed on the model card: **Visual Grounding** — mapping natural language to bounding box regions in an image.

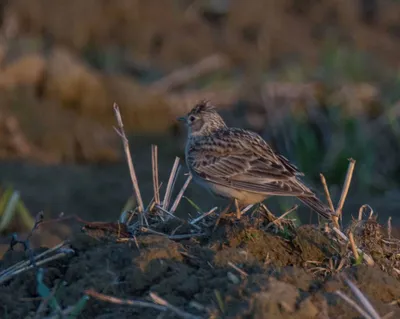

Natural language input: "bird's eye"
[188,115,196,122]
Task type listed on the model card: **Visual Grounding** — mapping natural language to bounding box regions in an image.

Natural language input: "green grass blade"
[36,268,59,311]
[0,188,14,215]
[182,196,203,213]
[0,191,20,232]
[67,295,89,319]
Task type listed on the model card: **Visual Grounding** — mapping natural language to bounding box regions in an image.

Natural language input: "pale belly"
[194,175,267,206]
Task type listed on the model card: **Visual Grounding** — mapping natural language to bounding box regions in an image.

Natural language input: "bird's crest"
[188,100,216,116]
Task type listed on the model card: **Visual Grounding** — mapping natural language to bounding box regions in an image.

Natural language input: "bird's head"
[177,100,227,137]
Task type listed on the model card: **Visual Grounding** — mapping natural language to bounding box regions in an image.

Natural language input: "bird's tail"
[297,195,337,220]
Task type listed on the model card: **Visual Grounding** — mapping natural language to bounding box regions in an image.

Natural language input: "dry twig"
[342,275,381,319]
[320,173,335,212]
[265,205,298,230]
[85,289,166,312]
[141,227,205,240]
[0,241,67,278]
[150,292,201,319]
[332,227,374,266]
[227,262,248,278]
[336,158,356,219]
[335,290,374,319]
[113,103,144,214]
[190,207,218,225]
[151,145,161,206]
[162,157,180,210]
[170,175,192,214]
[358,205,373,221]
[349,232,360,261]
[0,249,74,284]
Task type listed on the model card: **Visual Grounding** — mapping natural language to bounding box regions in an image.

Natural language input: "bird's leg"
[213,200,233,232]
[234,198,241,219]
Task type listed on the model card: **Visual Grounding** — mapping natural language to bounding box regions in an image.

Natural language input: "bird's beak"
[177,116,186,122]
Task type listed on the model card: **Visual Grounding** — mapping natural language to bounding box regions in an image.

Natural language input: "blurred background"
[0,0,400,240]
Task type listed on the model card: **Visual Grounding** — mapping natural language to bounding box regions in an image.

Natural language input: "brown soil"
[0,215,399,319]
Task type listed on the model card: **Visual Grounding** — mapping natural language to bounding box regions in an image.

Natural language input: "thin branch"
[265,205,298,230]
[113,103,145,214]
[332,227,374,266]
[358,205,373,221]
[358,206,364,221]
[149,292,201,319]
[0,241,67,277]
[151,145,161,206]
[227,262,248,278]
[163,157,180,210]
[140,227,205,240]
[240,204,254,216]
[169,164,182,209]
[0,250,74,284]
[336,158,356,218]
[343,275,382,319]
[335,291,373,319]
[190,207,218,225]
[170,175,192,214]
[349,232,359,261]
[85,289,166,312]
[320,174,335,212]
[154,205,200,229]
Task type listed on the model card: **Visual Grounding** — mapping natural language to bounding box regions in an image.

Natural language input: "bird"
[178,100,336,221]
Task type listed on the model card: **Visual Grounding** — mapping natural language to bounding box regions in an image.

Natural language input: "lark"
[178,100,336,221]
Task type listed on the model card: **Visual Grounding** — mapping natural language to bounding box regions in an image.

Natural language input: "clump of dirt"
[0,216,400,319]
[349,217,400,279]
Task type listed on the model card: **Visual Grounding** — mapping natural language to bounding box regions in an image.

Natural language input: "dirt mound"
[0,214,399,319]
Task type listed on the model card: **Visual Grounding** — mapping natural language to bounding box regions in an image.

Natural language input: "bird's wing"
[188,129,314,197]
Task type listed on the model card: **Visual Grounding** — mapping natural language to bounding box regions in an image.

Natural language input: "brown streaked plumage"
[178,100,336,220]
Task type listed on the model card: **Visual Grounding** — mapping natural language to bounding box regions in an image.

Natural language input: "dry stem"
[319,173,335,212]
[0,241,67,278]
[336,158,356,219]
[358,205,373,221]
[170,175,192,214]
[150,292,201,319]
[141,227,205,240]
[151,145,160,206]
[342,275,381,319]
[227,262,248,278]
[240,204,254,216]
[163,157,180,210]
[85,289,166,312]
[332,227,374,266]
[348,232,360,261]
[335,291,374,319]
[0,250,74,284]
[190,207,218,225]
[265,205,298,230]
[113,103,145,214]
